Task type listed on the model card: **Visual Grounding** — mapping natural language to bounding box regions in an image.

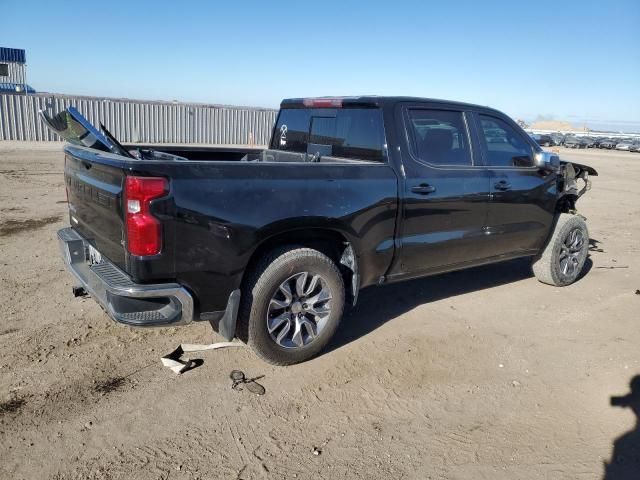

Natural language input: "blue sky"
[3,0,639,130]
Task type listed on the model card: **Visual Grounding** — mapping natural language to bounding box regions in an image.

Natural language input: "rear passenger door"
[474,113,557,257]
[389,105,491,279]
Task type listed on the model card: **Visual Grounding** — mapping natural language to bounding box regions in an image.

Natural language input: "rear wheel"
[238,246,345,365]
[532,214,589,286]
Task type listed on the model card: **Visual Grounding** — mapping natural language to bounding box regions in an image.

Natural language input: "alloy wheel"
[558,227,585,277]
[266,272,332,349]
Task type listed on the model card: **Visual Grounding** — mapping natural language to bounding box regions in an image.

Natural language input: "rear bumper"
[57,227,193,326]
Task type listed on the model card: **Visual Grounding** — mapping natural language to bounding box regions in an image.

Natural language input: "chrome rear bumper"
[57,227,193,326]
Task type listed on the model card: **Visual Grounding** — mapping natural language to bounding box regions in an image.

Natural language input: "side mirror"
[534,151,560,171]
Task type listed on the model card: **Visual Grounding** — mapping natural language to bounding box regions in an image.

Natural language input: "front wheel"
[238,246,345,365]
[532,214,589,286]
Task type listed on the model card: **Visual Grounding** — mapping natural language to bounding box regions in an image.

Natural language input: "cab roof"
[280,96,498,113]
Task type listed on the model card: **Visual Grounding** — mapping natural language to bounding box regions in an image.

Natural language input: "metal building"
[1,92,277,144]
[0,47,35,93]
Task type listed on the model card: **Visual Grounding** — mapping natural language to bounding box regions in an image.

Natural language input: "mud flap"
[340,243,360,306]
[219,289,241,341]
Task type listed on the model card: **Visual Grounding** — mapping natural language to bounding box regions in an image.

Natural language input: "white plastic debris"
[161,341,243,374]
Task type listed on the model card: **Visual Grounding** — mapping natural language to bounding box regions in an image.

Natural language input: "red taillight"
[302,97,343,108]
[124,176,168,256]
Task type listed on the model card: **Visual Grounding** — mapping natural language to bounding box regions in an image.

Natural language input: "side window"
[407,109,471,166]
[478,115,533,167]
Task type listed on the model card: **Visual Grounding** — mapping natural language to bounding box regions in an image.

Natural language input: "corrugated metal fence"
[0,92,278,144]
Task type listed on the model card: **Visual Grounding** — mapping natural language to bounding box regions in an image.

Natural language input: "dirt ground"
[1,142,639,480]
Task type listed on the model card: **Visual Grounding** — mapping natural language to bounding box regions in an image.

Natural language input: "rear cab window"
[270,107,386,162]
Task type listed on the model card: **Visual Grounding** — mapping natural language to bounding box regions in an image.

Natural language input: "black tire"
[237,246,345,365]
[532,214,589,286]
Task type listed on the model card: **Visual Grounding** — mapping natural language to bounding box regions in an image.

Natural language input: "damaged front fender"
[557,160,598,212]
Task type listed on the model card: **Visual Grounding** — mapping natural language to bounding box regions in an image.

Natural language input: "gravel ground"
[0,143,639,479]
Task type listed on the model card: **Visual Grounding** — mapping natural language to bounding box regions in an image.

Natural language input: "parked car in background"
[531,134,555,147]
[551,133,565,146]
[599,138,619,149]
[581,137,595,148]
[630,143,640,153]
[564,136,586,148]
[616,139,638,151]
[592,137,608,148]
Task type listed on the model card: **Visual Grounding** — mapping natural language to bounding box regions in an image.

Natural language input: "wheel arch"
[241,226,360,306]
[555,194,579,214]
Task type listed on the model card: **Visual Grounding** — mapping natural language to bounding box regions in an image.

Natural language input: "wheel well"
[241,229,356,302]
[556,194,578,213]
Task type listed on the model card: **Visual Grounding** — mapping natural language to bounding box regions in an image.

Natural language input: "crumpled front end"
[557,161,597,213]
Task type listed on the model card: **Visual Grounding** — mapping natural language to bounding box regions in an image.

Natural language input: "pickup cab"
[45,97,597,365]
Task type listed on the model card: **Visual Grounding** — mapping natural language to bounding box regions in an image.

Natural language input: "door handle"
[411,184,436,195]
[494,180,511,191]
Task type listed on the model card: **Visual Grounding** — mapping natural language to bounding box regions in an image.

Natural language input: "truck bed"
[63,143,399,315]
[123,144,263,161]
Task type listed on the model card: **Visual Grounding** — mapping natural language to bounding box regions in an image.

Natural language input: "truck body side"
[54,96,595,345]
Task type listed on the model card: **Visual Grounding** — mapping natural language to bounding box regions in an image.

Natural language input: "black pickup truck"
[44,97,596,365]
